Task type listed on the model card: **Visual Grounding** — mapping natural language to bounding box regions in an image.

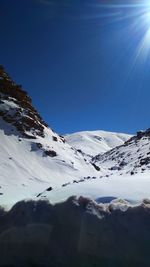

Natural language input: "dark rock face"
[0,65,47,138]
[44,150,57,157]
[0,197,150,267]
[92,163,100,171]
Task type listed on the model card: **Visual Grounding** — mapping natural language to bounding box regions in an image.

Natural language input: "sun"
[91,0,150,62]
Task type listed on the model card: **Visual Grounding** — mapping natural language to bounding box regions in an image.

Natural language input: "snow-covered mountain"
[1,66,150,209]
[42,130,150,205]
[92,129,150,176]
[66,130,131,157]
[0,66,99,207]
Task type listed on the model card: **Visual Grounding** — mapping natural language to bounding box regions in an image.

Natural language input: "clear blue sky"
[1,0,150,134]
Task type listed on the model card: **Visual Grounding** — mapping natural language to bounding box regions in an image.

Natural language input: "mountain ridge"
[0,66,150,208]
[66,130,132,158]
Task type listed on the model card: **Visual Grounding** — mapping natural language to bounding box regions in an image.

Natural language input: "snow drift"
[0,197,150,267]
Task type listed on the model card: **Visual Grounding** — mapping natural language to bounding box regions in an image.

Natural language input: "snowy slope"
[93,129,150,176]
[0,67,98,207]
[37,172,150,205]
[1,66,150,209]
[38,130,150,204]
[0,118,99,207]
[66,130,131,157]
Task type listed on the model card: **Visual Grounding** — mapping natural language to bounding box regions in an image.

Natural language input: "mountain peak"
[0,66,47,139]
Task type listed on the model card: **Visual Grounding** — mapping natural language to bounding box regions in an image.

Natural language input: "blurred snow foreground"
[0,196,150,267]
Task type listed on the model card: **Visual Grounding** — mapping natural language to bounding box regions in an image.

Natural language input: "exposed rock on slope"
[0,66,98,207]
[93,129,150,175]
[1,66,150,208]
[0,65,48,139]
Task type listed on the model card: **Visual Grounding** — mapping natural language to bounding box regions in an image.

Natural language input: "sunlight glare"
[143,11,150,25]
[136,9,150,61]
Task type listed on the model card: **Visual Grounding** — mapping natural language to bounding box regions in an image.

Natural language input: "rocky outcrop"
[92,128,150,176]
[0,65,48,138]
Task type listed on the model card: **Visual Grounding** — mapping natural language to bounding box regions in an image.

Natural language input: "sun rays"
[36,0,150,63]
[89,1,150,63]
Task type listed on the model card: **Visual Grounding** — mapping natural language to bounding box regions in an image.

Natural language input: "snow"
[1,92,150,210]
[93,131,150,176]
[38,172,150,205]
[66,130,132,157]
[0,116,150,210]
[0,118,98,208]
[1,67,150,266]
[0,99,19,111]
[1,196,150,266]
